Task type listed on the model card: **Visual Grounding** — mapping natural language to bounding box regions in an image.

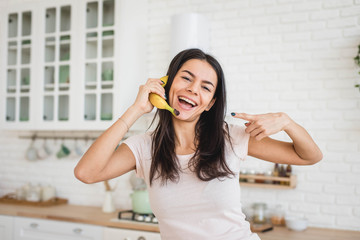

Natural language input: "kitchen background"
[0,0,359,232]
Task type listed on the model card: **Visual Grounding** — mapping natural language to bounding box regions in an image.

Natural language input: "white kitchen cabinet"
[0,215,14,240]
[14,216,103,240]
[103,227,161,240]
[0,0,147,131]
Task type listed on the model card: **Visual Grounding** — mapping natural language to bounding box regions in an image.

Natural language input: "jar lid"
[253,202,267,208]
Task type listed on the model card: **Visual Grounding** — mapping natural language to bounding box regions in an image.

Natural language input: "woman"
[74,48,322,240]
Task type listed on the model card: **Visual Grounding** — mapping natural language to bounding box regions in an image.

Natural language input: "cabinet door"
[40,1,77,130]
[2,8,34,130]
[83,0,115,125]
[0,215,14,240]
[103,227,161,240]
[14,216,103,240]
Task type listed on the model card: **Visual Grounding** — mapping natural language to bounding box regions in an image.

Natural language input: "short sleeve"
[228,124,250,161]
[123,133,152,179]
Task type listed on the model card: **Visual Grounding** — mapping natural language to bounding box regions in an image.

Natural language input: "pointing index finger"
[231,112,258,121]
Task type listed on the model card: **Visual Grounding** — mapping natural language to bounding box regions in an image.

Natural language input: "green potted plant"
[355,44,360,91]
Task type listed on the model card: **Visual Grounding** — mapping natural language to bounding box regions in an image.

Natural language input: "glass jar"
[239,169,248,182]
[252,203,267,224]
[247,170,256,183]
[271,204,285,225]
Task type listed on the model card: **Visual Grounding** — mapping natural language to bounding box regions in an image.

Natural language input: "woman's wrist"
[281,112,295,132]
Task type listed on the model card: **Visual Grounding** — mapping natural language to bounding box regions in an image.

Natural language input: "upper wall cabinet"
[0,0,148,131]
[5,11,33,127]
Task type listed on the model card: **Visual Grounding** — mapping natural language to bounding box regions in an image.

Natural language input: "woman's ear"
[205,98,216,111]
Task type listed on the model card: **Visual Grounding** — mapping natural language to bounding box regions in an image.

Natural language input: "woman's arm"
[74,78,166,183]
[231,112,323,165]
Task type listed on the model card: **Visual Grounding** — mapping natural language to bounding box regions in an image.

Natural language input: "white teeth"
[179,96,197,106]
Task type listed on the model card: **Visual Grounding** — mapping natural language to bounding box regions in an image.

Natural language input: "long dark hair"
[150,48,233,185]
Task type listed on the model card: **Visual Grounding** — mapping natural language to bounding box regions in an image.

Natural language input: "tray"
[0,194,68,207]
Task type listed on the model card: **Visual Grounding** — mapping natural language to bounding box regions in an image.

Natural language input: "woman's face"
[169,59,218,122]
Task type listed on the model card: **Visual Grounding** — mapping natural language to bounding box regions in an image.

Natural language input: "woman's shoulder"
[123,131,153,147]
[226,123,249,144]
[227,123,247,135]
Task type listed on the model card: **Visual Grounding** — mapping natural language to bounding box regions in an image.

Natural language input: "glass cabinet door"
[43,5,71,122]
[5,11,32,123]
[84,0,114,122]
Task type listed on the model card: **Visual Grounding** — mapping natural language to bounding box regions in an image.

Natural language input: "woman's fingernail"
[161,81,165,85]
[231,112,235,116]
[164,94,167,100]
[244,122,249,126]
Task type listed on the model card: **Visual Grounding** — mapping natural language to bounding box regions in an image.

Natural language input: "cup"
[56,142,71,159]
[43,138,53,155]
[37,139,50,160]
[26,139,38,161]
[74,139,85,157]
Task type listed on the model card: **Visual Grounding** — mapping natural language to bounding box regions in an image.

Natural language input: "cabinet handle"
[30,223,38,228]
[73,228,83,234]
[138,237,146,240]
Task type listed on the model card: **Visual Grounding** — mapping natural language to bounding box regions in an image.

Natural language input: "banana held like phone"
[149,76,180,116]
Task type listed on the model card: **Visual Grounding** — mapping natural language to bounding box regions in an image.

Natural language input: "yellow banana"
[149,76,180,116]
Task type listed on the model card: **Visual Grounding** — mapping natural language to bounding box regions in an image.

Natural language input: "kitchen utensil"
[285,216,308,231]
[26,138,38,161]
[102,191,116,213]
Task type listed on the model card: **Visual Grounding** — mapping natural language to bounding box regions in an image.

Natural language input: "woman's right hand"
[132,78,166,114]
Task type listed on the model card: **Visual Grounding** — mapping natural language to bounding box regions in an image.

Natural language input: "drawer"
[103,227,161,240]
[14,216,103,240]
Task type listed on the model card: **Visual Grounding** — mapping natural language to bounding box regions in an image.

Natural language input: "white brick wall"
[0,0,359,232]
[146,0,360,231]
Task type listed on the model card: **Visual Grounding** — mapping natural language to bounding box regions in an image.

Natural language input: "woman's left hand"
[231,112,292,141]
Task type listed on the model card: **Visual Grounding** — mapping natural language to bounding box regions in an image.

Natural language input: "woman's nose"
[186,82,199,95]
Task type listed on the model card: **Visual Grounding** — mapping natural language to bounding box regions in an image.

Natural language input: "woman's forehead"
[178,59,218,85]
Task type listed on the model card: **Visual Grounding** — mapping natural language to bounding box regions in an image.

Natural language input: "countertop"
[1,203,359,239]
[0,203,159,232]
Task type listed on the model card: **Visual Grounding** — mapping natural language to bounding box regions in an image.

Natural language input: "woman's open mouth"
[178,96,198,110]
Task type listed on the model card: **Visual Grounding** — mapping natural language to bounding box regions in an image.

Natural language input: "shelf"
[239,174,296,189]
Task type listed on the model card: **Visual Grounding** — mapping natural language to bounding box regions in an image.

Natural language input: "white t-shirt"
[124,124,260,240]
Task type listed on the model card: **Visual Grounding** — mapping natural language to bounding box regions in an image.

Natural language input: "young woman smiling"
[75,48,322,240]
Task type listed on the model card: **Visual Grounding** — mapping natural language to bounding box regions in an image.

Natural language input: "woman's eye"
[182,76,190,81]
[202,86,210,92]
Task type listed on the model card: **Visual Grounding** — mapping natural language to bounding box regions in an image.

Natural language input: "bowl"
[285,216,308,231]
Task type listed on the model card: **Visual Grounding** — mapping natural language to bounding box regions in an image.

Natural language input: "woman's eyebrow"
[182,70,195,78]
[181,70,215,87]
